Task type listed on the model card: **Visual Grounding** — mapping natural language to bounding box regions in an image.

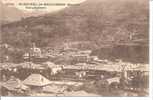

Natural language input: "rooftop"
[23,74,51,87]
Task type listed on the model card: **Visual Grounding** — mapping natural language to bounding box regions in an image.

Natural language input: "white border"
[1,1,153,100]
[149,0,153,100]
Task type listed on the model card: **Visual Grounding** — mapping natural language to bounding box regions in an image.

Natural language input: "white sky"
[2,0,86,12]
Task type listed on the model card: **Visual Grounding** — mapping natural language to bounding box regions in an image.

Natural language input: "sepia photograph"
[0,0,150,97]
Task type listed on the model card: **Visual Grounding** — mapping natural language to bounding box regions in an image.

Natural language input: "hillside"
[1,0,149,48]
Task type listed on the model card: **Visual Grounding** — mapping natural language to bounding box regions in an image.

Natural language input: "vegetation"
[1,0,149,48]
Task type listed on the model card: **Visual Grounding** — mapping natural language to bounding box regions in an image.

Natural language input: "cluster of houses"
[0,60,149,96]
[0,43,149,96]
[0,73,85,96]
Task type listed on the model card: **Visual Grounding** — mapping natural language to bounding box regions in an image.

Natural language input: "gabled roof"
[23,74,51,86]
[42,61,62,69]
[42,61,56,68]
[106,77,120,84]
[2,78,28,91]
[0,63,18,70]
[129,64,149,72]
[18,62,44,70]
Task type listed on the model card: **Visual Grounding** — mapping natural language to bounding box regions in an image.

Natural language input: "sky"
[2,0,86,12]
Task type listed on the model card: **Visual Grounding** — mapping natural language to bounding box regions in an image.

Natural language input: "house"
[1,77,29,96]
[23,74,51,87]
[42,61,63,75]
[22,74,52,93]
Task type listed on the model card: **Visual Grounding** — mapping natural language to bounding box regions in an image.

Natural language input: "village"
[0,42,149,96]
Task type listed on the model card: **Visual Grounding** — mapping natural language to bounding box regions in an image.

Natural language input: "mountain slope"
[1,0,149,48]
